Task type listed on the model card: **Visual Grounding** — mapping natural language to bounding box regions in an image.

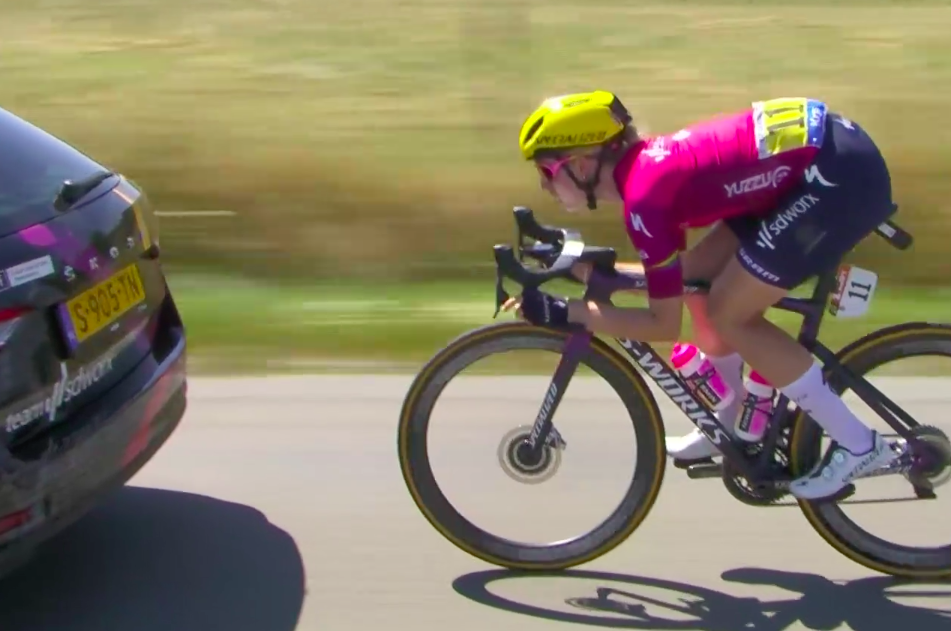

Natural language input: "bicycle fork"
[522,330,591,459]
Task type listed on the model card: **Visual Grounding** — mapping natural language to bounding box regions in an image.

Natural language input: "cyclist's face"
[536,153,597,212]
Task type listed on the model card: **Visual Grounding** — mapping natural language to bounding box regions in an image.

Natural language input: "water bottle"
[735,370,775,442]
[669,343,735,412]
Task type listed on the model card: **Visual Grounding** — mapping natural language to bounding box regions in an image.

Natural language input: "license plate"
[58,263,146,347]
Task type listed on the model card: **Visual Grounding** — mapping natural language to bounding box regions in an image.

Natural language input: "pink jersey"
[613,103,825,299]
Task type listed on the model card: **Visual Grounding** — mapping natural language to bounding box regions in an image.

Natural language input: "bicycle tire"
[789,321,951,579]
[397,321,667,570]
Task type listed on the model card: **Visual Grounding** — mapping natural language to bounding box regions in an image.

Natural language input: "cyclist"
[506,90,900,500]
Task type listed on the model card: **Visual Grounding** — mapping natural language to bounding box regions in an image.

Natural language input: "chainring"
[721,425,793,507]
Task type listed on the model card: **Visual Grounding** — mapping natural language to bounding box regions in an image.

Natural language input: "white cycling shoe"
[788,431,899,500]
[665,428,722,461]
[667,427,900,501]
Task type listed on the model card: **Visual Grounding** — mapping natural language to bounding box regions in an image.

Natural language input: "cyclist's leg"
[706,112,899,499]
[667,223,760,460]
[681,222,743,358]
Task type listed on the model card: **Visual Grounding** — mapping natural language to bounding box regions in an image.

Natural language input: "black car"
[0,106,188,576]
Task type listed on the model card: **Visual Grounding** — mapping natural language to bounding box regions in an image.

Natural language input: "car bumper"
[0,307,187,577]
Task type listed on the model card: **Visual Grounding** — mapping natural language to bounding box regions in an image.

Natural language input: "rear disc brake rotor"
[905,425,951,490]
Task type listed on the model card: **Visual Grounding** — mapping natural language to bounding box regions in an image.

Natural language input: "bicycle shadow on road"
[0,486,306,631]
[452,567,951,630]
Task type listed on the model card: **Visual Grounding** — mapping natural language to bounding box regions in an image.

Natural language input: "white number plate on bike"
[829,264,877,318]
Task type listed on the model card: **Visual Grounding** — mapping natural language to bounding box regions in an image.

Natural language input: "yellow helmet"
[518,90,633,161]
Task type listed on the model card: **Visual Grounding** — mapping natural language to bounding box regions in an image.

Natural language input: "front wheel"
[790,322,951,579]
[397,321,668,570]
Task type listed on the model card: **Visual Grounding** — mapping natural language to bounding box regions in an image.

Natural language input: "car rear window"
[0,106,110,236]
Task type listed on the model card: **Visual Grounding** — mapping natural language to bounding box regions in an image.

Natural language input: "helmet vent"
[523,116,544,143]
[608,97,633,126]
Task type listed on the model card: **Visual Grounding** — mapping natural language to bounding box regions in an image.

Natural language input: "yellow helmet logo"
[518,90,632,160]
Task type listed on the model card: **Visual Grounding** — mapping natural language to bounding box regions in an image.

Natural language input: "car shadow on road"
[0,485,306,631]
[452,566,951,630]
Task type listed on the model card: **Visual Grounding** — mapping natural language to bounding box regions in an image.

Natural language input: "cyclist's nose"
[539,174,554,193]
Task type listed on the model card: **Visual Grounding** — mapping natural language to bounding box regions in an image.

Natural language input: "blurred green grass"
[2,0,951,286]
[2,0,951,371]
[172,273,951,374]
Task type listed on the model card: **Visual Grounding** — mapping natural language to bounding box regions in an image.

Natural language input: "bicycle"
[397,204,951,580]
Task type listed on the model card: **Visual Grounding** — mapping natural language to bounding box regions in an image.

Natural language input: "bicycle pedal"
[686,462,723,480]
[673,456,716,471]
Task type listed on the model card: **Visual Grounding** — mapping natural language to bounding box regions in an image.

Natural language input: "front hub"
[496,425,564,484]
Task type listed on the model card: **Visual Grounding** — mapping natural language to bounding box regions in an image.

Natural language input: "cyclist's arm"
[570,260,645,283]
[568,210,687,341]
[569,293,684,341]
[571,231,686,286]
[616,261,646,275]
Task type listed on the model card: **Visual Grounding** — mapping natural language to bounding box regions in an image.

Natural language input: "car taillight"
[0,307,29,323]
[0,507,34,537]
[0,306,30,346]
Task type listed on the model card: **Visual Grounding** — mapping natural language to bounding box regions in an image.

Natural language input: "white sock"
[707,352,746,430]
[779,360,874,454]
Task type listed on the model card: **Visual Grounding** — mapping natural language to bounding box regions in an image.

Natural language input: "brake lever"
[513,206,566,246]
[493,268,511,319]
[516,216,525,265]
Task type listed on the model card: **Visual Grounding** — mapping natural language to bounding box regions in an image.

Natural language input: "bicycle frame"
[523,262,922,487]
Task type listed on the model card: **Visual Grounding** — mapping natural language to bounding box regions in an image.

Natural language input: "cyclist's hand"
[501,288,571,328]
[571,261,594,283]
[501,296,524,319]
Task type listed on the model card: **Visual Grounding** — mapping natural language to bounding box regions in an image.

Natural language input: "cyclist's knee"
[707,301,767,347]
[683,292,707,316]
[706,267,774,343]
[684,295,726,352]
[706,289,739,342]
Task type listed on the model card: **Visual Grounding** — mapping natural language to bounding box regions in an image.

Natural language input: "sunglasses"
[535,155,577,181]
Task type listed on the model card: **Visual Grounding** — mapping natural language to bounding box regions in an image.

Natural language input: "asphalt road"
[0,375,949,630]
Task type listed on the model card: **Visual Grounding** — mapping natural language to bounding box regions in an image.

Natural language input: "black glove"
[519,287,570,328]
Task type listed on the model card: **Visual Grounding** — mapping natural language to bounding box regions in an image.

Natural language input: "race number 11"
[829,264,878,318]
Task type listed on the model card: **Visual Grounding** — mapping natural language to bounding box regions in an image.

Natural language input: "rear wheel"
[790,322,951,579]
[397,321,667,570]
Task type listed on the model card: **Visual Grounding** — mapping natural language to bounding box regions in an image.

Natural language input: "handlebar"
[491,206,711,318]
[491,206,619,316]
[513,205,568,247]
[498,206,619,283]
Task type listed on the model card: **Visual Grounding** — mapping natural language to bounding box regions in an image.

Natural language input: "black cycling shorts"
[725,112,894,290]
